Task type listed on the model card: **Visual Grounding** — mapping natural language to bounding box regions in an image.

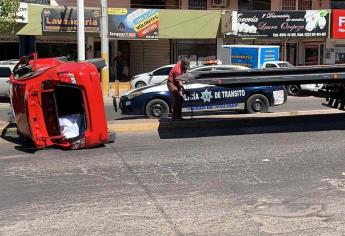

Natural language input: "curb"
[1,109,344,135]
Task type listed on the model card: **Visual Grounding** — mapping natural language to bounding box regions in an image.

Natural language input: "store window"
[305,43,324,65]
[131,0,167,9]
[189,0,207,10]
[176,40,216,67]
[282,0,312,10]
[238,0,271,10]
[36,43,77,60]
[0,43,19,60]
[332,0,345,9]
[335,47,345,64]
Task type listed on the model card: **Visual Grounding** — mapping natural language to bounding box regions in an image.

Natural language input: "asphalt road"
[1,113,345,235]
[0,96,334,122]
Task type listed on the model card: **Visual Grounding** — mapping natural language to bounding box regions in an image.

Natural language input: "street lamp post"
[77,0,85,61]
[100,0,109,96]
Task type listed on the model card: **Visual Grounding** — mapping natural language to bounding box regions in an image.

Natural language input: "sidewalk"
[1,109,344,135]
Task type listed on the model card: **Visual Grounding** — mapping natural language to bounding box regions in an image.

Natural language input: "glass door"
[304,43,324,65]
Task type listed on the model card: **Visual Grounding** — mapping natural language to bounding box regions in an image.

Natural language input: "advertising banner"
[332,10,345,39]
[42,8,100,32]
[235,10,330,38]
[108,8,159,39]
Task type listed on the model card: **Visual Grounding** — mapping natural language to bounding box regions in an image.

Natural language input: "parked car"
[131,64,175,89]
[10,54,111,149]
[262,61,323,95]
[118,66,287,119]
[0,60,18,97]
[130,64,250,89]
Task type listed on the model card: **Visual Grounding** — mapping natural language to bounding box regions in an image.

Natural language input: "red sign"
[332,10,345,39]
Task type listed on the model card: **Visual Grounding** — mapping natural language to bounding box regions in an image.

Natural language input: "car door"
[182,67,247,112]
[148,66,172,85]
[0,67,12,97]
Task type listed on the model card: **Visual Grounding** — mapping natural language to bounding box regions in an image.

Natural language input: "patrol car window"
[0,67,12,77]
[265,64,277,68]
[152,67,172,76]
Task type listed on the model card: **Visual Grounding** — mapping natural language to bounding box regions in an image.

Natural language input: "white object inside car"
[58,114,83,139]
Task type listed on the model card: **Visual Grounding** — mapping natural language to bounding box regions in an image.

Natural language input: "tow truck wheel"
[135,81,147,88]
[286,85,301,96]
[245,94,269,114]
[145,99,169,119]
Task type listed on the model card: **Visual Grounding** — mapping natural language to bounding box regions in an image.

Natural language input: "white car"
[0,60,17,97]
[131,64,249,89]
[262,61,323,95]
[131,64,175,89]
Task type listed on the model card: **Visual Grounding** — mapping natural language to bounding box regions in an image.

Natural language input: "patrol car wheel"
[145,99,169,119]
[135,81,147,88]
[245,94,269,114]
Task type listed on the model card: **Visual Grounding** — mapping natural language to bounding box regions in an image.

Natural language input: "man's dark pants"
[167,81,183,118]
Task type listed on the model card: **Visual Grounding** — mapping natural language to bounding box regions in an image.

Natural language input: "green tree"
[0,0,20,33]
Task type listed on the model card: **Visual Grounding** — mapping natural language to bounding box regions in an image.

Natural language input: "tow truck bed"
[181,65,345,86]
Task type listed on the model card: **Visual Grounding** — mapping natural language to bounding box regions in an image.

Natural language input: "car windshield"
[278,62,293,68]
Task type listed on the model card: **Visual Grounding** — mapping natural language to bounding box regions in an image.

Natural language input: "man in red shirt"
[167,58,190,120]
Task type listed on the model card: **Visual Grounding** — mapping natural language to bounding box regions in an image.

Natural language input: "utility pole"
[100,0,109,96]
[77,0,85,61]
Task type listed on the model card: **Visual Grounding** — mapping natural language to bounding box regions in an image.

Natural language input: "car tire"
[135,81,147,88]
[145,99,170,119]
[245,94,269,114]
[285,85,301,96]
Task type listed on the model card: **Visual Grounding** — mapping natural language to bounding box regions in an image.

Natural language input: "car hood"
[132,72,149,79]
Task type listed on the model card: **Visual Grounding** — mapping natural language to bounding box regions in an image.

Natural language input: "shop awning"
[159,10,221,39]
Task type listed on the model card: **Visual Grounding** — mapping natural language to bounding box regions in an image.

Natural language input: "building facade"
[4,0,345,80]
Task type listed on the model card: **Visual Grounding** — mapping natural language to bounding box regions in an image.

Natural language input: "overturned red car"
[10,54,110,149]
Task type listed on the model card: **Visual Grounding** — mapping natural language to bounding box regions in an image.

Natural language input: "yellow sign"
[134,13,159,32]
[108,8,127,15]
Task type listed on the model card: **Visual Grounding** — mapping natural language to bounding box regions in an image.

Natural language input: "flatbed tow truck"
[180,65,345,110]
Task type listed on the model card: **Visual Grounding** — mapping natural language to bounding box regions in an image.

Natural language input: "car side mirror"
[148,73,153,76]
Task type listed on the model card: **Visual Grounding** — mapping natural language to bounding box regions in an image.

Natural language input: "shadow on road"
[1,123,37,153]
[158,113,345,139]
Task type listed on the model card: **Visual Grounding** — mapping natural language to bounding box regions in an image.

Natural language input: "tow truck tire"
[135,81,147,88]
[285,85,301,96]
[245,94,269,114]
[145,99,170,119]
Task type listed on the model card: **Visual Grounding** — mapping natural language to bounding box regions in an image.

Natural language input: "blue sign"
[231,47,259,68]
[260,47,279,66]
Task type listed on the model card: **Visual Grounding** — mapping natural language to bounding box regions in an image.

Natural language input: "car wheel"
[145,99,169,119]
[245,94,269,114]
[135,81,147,88]
[285,85,301,96]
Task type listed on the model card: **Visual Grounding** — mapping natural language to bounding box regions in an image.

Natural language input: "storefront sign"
[108,8,159,39]
[234,10,330,38]
[332,10,345,39]
[17,3,28,23]
[42,8,100,32]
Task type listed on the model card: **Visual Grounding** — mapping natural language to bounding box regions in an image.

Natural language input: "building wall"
[271,0,280,10]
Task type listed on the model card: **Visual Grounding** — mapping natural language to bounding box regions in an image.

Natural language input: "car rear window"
[0,67,12,77]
